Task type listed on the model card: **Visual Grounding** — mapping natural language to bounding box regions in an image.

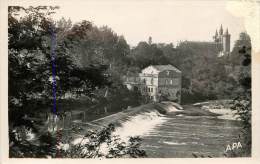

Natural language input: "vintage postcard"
[1,0,260,163]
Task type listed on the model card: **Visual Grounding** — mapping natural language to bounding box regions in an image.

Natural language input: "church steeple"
[224,28,229,35]
[213,29,219,42]
[148,36,152,45]
[214,25,231,57]
[219,24,223,35]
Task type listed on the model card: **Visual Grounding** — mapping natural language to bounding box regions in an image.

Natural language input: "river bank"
[88,102,214,128]
[193,100,239,120]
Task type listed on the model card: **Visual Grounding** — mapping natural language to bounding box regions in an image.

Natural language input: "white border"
[1,0,260,163]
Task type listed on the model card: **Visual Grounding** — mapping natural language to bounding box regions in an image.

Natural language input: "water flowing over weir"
[113,111,167,140]
[73,102,242,158]
[112,102,183,140]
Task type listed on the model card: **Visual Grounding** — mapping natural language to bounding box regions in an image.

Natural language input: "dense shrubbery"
[229,45,251,156]
[10,124,147,158]
[59,124,146,158]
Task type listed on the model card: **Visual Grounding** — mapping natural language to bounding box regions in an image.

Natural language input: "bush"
[9,123,147,158]
[229,44,251,157]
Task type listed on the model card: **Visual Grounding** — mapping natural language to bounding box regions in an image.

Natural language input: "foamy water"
[162,141,187,145]
[68,111,167,155]
[113,111,167,141]
[67,104,242,157]
[140,115,242,157]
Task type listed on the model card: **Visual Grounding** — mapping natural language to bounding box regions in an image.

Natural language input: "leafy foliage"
[9,128,57,158]
[8,6,146,158]
[230,44,251,156]
[59,124,147,158]
[130,42,168,69]
[8,6,109,118]
[10,123,147,158]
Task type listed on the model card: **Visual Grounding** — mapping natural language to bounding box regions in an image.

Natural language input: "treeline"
[124,35,251,104]
[65,18,251,104]
[57,18,251,105]
[9,6,251,117]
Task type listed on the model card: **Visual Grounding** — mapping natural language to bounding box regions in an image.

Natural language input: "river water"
[114,110,242,158]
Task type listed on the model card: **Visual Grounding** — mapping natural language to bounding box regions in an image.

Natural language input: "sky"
[54,0,246,48]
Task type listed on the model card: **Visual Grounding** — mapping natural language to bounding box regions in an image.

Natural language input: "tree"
[131,41,168,69]
[230,44,251,156]
[8,6,109,113]
[8,6,148,158]
[8,6,110,157]
[8,6,60,127]
[230,32,251,66]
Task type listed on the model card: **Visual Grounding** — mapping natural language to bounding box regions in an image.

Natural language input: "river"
[114,109,242,158]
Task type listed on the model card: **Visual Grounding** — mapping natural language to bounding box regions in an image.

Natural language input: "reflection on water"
[114,110,242,158]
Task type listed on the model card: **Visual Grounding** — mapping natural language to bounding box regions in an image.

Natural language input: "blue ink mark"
[51,27,57,114]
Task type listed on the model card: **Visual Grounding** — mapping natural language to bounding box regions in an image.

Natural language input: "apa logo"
[225,142,242,152]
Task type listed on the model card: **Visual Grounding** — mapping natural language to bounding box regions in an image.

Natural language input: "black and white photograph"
[1,0,260,160]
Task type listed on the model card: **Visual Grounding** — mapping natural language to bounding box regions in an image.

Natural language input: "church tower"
[222,28,231,55]
[213,24,231,56]
[148,36,152,45]
[219,24,223,35]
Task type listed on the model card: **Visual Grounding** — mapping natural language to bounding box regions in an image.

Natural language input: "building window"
[166,71,170,76]
[165,79,168,85]
[147,87,153,93]
[170,79,173,85]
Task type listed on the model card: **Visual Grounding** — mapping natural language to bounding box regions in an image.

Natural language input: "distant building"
[123,65,182,103]
[148,36,152,45]
[213,24,231,56]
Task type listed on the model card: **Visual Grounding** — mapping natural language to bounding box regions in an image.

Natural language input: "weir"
[90,102,180,128]
[67,101,240,157]
[79,101,183,137]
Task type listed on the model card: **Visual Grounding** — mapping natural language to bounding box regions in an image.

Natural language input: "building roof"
[152,65,181,73]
